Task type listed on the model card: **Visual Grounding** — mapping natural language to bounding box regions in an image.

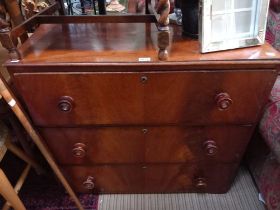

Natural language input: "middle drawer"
[40,125,253,165]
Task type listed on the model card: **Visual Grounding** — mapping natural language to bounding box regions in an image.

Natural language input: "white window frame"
[199,0,270,53]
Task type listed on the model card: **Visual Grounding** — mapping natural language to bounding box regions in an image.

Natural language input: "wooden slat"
[10,3,60,41]
[35,15,157,24]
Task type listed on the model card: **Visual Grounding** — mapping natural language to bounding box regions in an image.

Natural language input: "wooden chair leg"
[2,164,31,210]
[0,75,84,210]
[4,136,43,174]
[0,169,26,210]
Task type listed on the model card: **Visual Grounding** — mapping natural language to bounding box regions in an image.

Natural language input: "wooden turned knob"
[215,93,232,110]
[203,140,218,156]
[195,177,207,189]
[72,143,86,158]
[83,176,94,190]
[58,96,73,112]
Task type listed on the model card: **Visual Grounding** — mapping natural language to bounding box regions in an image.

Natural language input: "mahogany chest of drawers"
[4,22,280,194]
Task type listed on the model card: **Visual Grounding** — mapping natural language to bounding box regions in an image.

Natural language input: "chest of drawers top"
[5,22,280,128]
[4,22,280,68]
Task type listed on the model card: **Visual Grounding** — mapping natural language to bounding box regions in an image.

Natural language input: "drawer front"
[40,125,253,164]
[14,70,275,126]
[61,163,238,193]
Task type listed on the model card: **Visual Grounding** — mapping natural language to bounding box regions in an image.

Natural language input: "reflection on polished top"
[13,22,280,64]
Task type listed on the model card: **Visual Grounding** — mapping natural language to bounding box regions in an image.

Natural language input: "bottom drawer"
[62,163,238,194]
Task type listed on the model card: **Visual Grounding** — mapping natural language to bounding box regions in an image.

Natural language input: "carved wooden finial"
[0,25,21,62]
[156,0,170,28]
[0,18,9,30]
[0,1,21,61]
[0,3,9,30]
[158,30,170,61]
[148,0,170,31]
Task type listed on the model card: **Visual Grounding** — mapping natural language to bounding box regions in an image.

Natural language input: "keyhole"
[141,76,148,83]
[142,128,148,134]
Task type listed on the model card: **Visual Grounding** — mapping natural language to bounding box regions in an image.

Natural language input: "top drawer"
[13,70,275,126]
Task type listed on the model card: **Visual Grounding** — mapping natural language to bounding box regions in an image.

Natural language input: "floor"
[97,167,265,210]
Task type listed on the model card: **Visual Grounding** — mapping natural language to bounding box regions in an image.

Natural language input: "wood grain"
[13,70,276,126]
[40,125,253,165]
[61,163,239,193]
[6,23,280,64]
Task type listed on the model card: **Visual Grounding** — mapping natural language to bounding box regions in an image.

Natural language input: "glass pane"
[235,11,252,33]
[211,15,227,41]
[234,0,253,9]
[212,0,226,12]
[201,0,269,52]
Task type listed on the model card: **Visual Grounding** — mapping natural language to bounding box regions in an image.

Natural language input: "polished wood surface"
[62,163,238,193]
[13,70,276,126]
[40,125,253,164]
[5,23,280,64]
